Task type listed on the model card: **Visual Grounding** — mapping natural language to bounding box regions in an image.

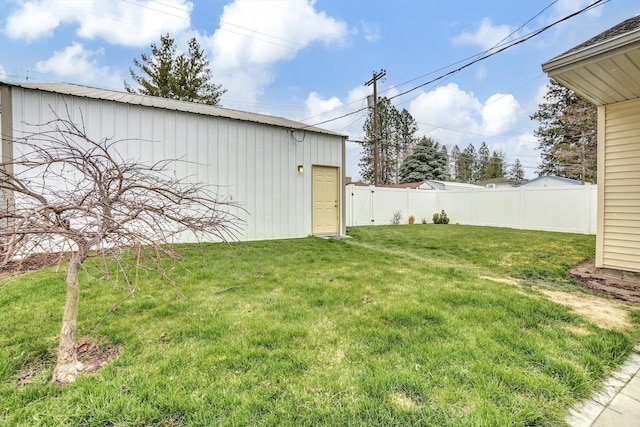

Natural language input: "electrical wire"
[377,0,559,98]
[304,0,608,129]
[296,0,561,127]
[387,0,608,102]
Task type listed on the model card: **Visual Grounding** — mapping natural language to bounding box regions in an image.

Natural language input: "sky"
[0,0,638,181]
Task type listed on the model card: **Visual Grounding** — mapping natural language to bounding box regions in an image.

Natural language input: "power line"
[297,1,562,128]
[305,0,608,130]
[378,0,559,98]
[388,0,608,102]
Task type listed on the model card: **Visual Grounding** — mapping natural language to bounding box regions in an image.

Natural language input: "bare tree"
[0,108,242,383]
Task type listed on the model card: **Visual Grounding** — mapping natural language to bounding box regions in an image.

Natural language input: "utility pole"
[366,69,386,187]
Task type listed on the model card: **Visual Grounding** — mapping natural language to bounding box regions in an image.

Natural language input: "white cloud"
[0,63,6,77]
[5,0,192,46]
[482,93,520,136]
[501,132,540,172]
[35,43,122,89]
[4,1,62,41]
[453,17,514,50]
[305,92,343,118]
[302,85,369,135]
[361,21,381,42]
[408,83,522,145]
[405,82,540,177]
[302,83,534,180]
[207,0,348,104]
[408,83,483,146]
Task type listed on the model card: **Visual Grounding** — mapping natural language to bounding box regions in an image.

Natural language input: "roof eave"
[542,28,640,75]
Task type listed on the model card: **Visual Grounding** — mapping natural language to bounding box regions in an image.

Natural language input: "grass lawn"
[1,225,638,426]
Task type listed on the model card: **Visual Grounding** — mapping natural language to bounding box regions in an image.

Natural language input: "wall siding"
[8,87,343,242]
[602,99,640,272]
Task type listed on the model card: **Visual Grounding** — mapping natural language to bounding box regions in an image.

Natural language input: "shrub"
[408,215,415,225]
[432,210,450,224]
[391,211,402,225]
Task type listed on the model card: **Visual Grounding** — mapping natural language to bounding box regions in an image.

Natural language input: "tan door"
[312,166,340,235]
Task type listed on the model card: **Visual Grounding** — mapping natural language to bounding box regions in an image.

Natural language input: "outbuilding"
[542,15,640,274]
[0,82,347,241]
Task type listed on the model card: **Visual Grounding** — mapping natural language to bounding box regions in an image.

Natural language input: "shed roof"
[541,15,640,105]
[0,81,346,138]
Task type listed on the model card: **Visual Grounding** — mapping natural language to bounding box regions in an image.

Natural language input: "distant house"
[421,180,484,191]
[477,178,520,189]
[542,15,640,274]
[514,175,586,188]
[0,82,347,241]
[349,180,484,190]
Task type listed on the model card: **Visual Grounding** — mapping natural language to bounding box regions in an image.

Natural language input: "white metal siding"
[8,87,343,242]
[601,99,640,272]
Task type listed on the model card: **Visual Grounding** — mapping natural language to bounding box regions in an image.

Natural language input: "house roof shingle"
[561,14,640,56]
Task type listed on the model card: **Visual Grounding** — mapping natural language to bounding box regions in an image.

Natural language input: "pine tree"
[394,109,418,183]
[440,144,449,176]
[126,34,175,99]
[449,145,461,181]
[359,97,418,185]
[126,34,225,106]
[477,142,490,181]
[531,79,596,183]
[485,150,506,180]
[399,137,450,183]
[456,144,478,183]
[508,159,526,183]
[172,38,225,105]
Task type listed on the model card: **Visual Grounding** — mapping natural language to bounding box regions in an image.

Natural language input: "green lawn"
[1,225,638,426]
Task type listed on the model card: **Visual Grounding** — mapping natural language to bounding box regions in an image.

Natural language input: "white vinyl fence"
[346,184,597,234]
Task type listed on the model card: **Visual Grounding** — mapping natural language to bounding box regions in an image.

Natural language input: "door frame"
[311,165,341,235]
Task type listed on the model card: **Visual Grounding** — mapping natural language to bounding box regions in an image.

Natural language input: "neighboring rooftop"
[514,175,588,187]
[0,81,346,138]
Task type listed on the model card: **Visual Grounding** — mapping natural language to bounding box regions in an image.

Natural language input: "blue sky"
[0,0,637,180]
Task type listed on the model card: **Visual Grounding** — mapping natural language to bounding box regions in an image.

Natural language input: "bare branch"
[1,104,244,383]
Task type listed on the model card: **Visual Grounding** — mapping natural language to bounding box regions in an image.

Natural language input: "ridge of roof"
[0,81,346,138]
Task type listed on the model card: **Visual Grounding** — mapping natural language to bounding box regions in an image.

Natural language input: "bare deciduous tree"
[0,108,242,383]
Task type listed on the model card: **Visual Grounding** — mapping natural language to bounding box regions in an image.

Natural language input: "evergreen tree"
[126,34,225,106]
[485,150,506,180]
[456,144,478,183]
[531,79,597,183]
[440,144,449,177]
[399,137,450,183]
[477,142,490,181]
[449,145,461,181]
[359,97,418,185]
[394,109,418,183]
[508,159,526,183]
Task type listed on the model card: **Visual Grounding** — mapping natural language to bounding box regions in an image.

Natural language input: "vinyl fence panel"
[346,184,597,234]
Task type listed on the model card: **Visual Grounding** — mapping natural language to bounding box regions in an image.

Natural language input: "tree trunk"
[51,246,87,383]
